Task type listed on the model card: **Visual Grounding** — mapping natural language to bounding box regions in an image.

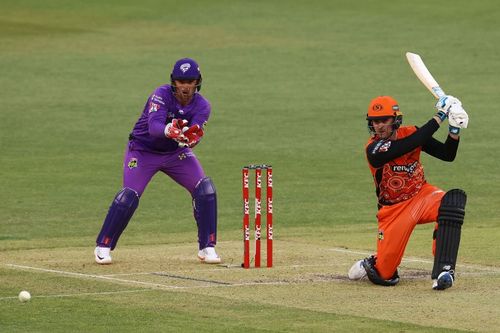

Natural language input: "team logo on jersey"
[180,63,191,73]
[178,152,195,160]
[378,230,384,241]
[127,158,138,169]
[148,102,160,113]
[178,109,185,115]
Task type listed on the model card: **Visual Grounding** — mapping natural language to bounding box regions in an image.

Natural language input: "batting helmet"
[170,58,202,92]
[366,96,403,134]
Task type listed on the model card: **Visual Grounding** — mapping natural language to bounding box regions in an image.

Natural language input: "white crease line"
[329,247,500,273]
[5,264,185,290]
[4,264,343,291]
[0,289,151,301]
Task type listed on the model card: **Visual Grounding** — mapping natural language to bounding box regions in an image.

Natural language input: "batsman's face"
[372,117,395,139]
[174,79,197,105]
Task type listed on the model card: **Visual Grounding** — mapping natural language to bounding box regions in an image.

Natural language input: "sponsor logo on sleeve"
[371,141,391,154]
[151,94,165,105]
[148,102,160,113]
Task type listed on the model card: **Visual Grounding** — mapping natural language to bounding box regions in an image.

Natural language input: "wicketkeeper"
[94,58,220,265]
[348,95,469,290]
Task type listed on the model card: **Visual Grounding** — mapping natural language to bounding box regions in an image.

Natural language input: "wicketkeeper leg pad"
[362,256,400,286]
[96,187,139,250]
[192,177,217,250]
[431,189,466,279]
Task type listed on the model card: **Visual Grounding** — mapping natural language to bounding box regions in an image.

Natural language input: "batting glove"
[435,95,459,112]
[448,103,469,129]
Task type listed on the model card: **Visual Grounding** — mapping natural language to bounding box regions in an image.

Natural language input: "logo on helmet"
[180,63,191,73]
[373,104,383,111]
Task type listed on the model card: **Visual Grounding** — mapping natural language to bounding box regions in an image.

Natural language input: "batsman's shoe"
[198,247,221,264]
[348,259,367,280]
[432,271,454,290]
[94,246,112,265]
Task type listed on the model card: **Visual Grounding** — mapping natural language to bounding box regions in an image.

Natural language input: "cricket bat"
[405,52,445,99]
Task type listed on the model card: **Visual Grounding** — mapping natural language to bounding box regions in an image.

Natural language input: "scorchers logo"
[391,161,419,175]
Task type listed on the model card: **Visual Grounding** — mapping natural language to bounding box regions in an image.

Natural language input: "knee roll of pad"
[193,177,216,197]
[438,189,467,225]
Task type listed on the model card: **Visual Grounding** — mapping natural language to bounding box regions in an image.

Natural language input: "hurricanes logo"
[127,158,138,169]
[373,104,383,111]
[378,230,384,241]
[178,151,195,160]
[180,63,191,73]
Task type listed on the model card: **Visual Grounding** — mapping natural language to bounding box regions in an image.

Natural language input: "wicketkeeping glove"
[178,124,204,148]
[165,119,188,142]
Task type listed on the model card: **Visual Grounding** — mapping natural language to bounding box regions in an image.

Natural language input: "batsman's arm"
[422,135,459,162]
[367,119,440,168]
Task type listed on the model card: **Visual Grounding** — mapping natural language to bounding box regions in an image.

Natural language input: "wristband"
[435,111,448,122]
[449,125,460,135]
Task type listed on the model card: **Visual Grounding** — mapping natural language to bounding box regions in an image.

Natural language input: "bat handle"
[432,87,446,99]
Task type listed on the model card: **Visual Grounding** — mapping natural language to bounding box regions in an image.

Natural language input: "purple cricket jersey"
[129,84,211,154]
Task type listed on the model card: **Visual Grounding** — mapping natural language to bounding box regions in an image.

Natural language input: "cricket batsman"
[94,58,221,265]
[348,95,469,290]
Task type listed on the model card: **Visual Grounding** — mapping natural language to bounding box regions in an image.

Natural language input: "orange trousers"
[374,183,445,279]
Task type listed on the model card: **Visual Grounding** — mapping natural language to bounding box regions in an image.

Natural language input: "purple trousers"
[123,144,205,196]
[96,142,217,250]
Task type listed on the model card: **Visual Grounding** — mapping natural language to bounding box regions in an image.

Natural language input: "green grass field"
[1,0,500,332]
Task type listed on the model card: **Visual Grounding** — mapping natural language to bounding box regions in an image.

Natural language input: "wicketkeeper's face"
[173,79,197,104]
[372,117,395,139]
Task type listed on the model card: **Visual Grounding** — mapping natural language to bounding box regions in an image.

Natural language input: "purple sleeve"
[147,90,169,138]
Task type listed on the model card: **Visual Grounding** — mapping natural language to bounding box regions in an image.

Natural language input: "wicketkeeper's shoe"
[94,246,112,265]
[348,259,367,280]
[432,271,454,290]
[198,247,221,264]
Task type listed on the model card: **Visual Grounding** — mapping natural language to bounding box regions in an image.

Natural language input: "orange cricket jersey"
[366,126,426,206]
